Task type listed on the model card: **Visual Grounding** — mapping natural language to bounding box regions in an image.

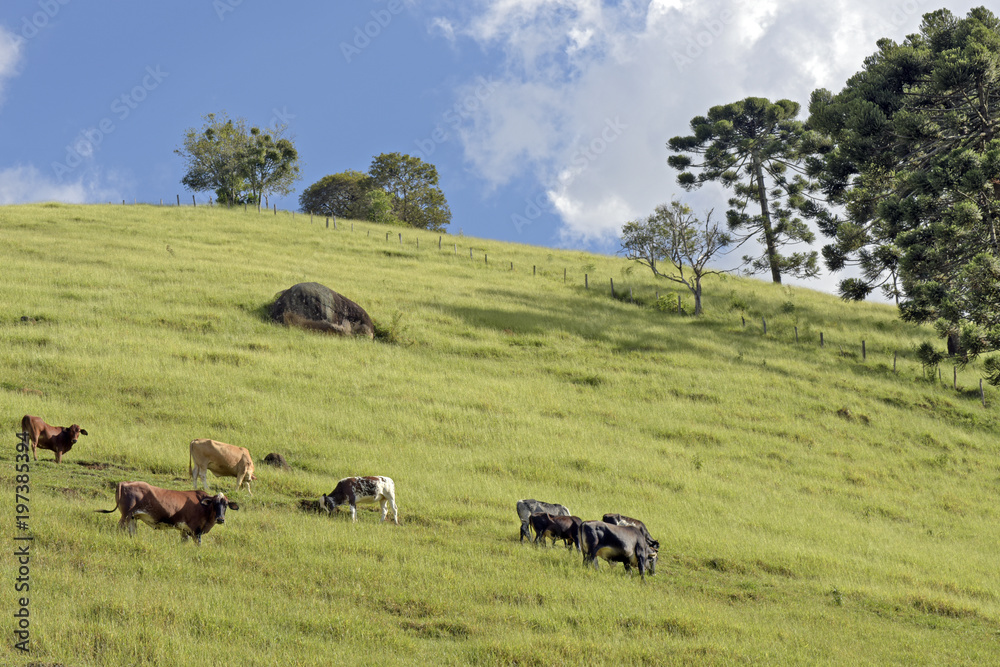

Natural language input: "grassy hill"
[1,202,999,666]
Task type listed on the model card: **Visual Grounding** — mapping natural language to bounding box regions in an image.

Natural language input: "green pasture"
[1,203,999,665]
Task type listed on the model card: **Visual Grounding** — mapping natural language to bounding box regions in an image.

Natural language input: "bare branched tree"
[620,200,731,315]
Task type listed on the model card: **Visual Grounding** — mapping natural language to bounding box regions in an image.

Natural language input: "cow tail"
[188,442,193,476]
[94,507,117,513]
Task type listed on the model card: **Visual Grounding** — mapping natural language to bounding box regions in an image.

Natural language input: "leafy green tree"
[620,200,730,315]
[176,113,249,205]
[176,112,300,206]
[365,189,400,226]
[368,152,451,231]
[243,126,300,207]
[299,170,372,219]
[668,97,827,284]
[807,7,1000,367]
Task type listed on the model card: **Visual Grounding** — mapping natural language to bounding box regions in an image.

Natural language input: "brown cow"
[95,481,239,545]
[189,439,256,495]
[529,513,583,551]
[21,415,88,463]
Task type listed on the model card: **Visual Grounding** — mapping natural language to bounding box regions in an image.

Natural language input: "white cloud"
[423,0,981,296]
[0,165,123,205]
[0,26,24,104]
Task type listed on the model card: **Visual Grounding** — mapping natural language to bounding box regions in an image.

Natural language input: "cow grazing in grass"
[21,414,88,463]
[95,481,239,545]
[602,513,660,551]
[580,520,657,580]
[189,438,257,495]
[516,499,570,542]
[321,476,398,524]
[529,513,583,551]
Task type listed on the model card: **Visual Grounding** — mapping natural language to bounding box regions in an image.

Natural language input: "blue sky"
[0,1,982,296]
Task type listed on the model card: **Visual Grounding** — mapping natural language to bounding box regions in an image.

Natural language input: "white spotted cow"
[321,476,398,524]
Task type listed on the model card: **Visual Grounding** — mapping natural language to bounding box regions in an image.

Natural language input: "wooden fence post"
[862,340,866,360]
[509,261,513,271]
[192,195,196,207]
[273,204,276,216]
[439,236,442,250]
[399,232,402,245]
[763,317,767,334]
[820,332,824,347]
[533,265,536,276]
[585,274,589,289]
[611,278,615,298]
[893,352,897,372]
[741,315,745,327]
[177,194,180,206]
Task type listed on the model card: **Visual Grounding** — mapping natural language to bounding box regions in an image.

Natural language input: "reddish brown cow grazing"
[21,415,88,463]
[95,481,239,546]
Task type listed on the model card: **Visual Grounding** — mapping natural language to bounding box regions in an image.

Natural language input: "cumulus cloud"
[423,0,979,294]
[0,25,24,104]
[0,165,123,205]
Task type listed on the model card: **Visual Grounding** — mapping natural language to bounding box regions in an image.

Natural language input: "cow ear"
[80,429,89,436]
[228,502,240,511]
[200,497,214,506]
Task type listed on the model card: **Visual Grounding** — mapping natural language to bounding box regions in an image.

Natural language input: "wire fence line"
[111,197,991,408]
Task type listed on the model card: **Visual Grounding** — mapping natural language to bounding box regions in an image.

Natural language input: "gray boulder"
[270,282,374,338]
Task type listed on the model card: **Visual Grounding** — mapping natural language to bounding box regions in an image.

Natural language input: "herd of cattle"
[517,498,659,580]
[22,414,656,579]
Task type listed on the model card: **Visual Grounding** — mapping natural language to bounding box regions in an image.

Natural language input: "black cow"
[580,520,657,580]
[602,513,660,551]
[516,499,570,542]
[529,513,583,551]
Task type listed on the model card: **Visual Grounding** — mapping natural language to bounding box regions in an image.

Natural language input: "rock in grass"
[270,282,374,339]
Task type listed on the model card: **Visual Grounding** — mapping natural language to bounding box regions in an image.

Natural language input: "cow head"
[320,494,333,513]
[201,493,239,524]
[644,550,658,576]
[67,425,88,443]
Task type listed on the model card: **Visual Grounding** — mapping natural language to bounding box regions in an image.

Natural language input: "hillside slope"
[2,203,998,666]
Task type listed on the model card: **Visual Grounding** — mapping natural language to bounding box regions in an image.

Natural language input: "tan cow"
[189,439,256,495]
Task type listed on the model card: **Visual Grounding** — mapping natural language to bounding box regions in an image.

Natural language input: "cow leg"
[54,450,63,464]
[350,502,357,523]
[192,466,200,490]
[520,521,530,542]
[379,496,388,522]
[390,497,398,525]
[30,439,37,462]
[201,469,211,493]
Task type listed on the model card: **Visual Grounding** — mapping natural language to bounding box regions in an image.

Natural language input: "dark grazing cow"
[516,499,570,542]
[580,520,657,580]
[95,481,239,546]
[529,513,583,551]
[21,414,88,463]
[602,513,660,551]
[321,476,398,524]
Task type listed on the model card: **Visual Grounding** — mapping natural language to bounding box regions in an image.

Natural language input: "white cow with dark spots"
[321,476,398,524]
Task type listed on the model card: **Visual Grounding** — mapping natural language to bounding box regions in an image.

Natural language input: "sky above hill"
[0,1,982,296]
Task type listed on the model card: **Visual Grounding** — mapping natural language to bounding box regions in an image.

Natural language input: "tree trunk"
[752,153,782,284]
[693,281,702,316]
